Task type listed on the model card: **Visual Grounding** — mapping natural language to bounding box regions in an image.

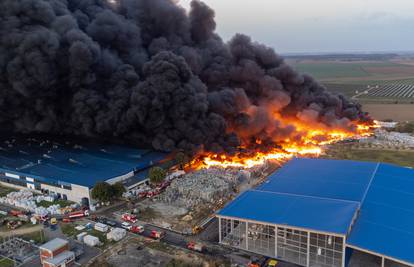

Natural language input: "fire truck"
[149,230,165,239]
[130,225,145,234]
[67,210,89,219]
[187,242,204,252]
[121,213,137,223]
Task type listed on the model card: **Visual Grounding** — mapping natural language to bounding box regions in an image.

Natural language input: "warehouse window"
[277,227,308,266]
[247,222,276,257]
[220,219,247,250]
[220,218,232,242]
[62,184,72,190]
[309,233,343,267]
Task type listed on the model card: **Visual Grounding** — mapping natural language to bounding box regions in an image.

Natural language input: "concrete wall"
[40,183,90,204]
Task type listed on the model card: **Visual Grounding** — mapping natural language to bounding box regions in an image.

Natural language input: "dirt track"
[0,225,42,238]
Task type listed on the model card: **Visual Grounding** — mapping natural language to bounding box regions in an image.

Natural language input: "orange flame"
[191,119,379,169]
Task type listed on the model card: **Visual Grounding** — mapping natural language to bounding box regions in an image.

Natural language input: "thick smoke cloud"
[0,0,368,154]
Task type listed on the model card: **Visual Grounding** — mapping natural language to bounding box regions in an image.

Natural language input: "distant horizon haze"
[179,0,414,54]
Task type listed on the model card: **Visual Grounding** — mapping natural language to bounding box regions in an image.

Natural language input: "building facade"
[0,137,167,204]
[217,158,414,267]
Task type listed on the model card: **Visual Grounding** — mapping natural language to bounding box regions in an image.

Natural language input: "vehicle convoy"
[121,213,137,223]
[130,225,144,234]
[187,242,205,252]
[150,230,165,239]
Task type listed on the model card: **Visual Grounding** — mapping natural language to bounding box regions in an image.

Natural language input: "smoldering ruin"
[0,0,369,155]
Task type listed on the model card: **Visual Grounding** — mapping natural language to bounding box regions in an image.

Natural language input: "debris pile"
[157,168,241,209]
[360,129,414,148]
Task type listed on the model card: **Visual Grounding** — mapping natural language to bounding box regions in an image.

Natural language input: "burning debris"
[0,0,375,165]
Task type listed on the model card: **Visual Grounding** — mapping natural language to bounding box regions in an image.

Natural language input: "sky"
[179,0,414,54]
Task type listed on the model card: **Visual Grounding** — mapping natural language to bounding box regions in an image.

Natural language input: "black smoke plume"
[0,0,369,154]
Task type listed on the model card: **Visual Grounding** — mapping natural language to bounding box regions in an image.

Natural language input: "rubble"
[157,168,243,209]
[360,129,414,148]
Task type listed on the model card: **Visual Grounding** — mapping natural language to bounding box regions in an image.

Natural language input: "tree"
[91,182,113,202]
[149,166,166,184]
[175,152,189,170]
[112,182,126,198]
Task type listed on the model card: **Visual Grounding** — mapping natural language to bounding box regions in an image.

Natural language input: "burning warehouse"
[217,158,414,267]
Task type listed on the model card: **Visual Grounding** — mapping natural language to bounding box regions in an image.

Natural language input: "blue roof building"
[217,158,414,267]
[0,137,168,203]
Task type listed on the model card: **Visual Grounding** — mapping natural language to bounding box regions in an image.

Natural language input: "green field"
[325,148,414,168]
[292,60,414,82]
[294,62,370,79]
[289,58,414,102]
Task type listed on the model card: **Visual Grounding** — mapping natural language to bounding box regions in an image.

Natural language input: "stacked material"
[0,190,33,206]
[106,228,126,242]
[0,190,65,215]
[158,168,236,208]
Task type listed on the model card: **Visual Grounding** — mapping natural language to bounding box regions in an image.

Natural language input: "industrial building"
[39,238,75,267]
[217,158,414,267]
[0,137,167,204]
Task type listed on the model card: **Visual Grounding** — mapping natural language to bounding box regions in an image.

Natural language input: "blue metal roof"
[257,158,378,202]
[218,190,359,234]
[219,158,414,265]
[347,163,414,264]
[0,138,167,188]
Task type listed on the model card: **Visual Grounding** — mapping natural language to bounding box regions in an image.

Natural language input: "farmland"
[361,104,414,121]
[359,83,414,99]
[289,58,414,84]
[286,54,414,121]
[287,54,414,105]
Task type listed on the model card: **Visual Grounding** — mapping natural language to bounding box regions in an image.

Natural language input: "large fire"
[191,119,379,169]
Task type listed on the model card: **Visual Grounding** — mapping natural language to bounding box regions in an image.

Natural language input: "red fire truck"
[68,210,89,219]
[150,230,165,239]
[121,213,137,223]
